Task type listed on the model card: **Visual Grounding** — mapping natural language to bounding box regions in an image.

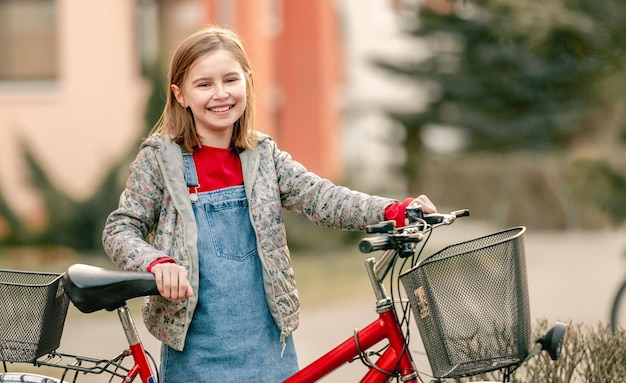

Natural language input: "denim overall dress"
[159,152,299,382]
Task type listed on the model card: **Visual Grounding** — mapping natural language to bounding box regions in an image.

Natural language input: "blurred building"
[0,0,418,221]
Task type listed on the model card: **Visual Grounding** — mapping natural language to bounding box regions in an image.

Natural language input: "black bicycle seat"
[63,264,159,313]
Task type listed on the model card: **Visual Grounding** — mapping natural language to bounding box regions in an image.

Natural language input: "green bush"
[457,319,626,382]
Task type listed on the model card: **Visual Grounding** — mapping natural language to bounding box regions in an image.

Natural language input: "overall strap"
[181,150,200,203]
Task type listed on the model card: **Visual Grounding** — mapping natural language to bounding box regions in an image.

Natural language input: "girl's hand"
[385,195,438,228]
[151,263,194,301]
[411,194,437,214]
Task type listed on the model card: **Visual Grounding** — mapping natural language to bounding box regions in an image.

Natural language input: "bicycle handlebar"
[415,209,470,225]
[358,208,470,254]
[62,208,469,312]
[358,234,398,254]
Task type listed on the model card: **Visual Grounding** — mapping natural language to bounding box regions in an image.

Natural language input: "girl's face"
[171,49,247,148]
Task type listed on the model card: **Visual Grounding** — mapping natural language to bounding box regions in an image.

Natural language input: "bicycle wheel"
[0,373,63,383]
[610,278,626,334]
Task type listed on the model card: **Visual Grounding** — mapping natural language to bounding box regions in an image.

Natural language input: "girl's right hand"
[151,263,194,301]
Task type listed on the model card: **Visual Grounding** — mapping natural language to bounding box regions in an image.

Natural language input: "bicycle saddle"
[62,264,159,313]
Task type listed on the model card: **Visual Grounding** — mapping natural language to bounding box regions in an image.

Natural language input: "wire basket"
[0,270,70,362]
[400,227,531,379]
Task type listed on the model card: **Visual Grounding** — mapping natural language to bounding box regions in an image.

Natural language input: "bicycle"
[0,205,566,382]
[610,275,626,334]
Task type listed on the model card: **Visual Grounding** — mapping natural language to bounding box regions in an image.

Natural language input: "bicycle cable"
[353,330,397,379]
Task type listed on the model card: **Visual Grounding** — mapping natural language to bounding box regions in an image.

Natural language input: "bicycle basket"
[400,227,530,379]
[0,270,70,362]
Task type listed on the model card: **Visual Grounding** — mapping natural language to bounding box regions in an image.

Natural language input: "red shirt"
[190,146,244,193]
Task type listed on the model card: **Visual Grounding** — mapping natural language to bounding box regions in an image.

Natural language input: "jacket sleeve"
[271,140,396,230]
[102,146,169,271]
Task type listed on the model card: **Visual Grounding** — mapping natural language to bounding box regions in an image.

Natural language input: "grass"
[291,245,373,307]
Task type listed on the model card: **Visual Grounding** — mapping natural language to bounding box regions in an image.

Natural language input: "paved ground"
[22,223,626,382]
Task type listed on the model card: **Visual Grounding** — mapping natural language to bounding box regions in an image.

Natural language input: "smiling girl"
[102,26,436,382]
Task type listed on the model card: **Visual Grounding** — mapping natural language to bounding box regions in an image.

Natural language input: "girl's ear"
[171,84,185,107]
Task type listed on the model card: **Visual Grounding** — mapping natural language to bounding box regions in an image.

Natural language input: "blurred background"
[1,0,625,255]
[1,0,626,380]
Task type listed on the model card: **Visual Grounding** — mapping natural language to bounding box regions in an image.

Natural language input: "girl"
[102,26,436,382]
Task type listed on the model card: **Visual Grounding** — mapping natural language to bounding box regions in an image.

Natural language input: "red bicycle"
[0,206,565,382]
[285,206,565,382]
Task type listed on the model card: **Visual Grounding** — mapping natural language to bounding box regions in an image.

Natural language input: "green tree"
[0,187,28,245]
[16,141,130,250]
[375,0,626,187]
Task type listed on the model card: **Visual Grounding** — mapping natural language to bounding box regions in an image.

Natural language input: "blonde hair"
[151,26,258,152]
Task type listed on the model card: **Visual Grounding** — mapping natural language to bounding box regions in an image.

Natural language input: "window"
[0,0,57,82]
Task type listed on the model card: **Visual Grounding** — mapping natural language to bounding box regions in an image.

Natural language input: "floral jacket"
[102,133,395,351]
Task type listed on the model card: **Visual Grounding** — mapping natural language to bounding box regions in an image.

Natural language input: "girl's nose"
[214,85,229,99]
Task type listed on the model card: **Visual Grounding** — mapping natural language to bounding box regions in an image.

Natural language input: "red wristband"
[147,257,176,272]
[384,198,414,228]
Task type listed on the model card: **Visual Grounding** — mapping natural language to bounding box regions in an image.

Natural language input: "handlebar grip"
[358,236,391,253]
[453,209,470,218]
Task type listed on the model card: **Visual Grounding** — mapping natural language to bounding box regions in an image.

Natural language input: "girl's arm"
[102,146,169,271]
[272,141,395,230]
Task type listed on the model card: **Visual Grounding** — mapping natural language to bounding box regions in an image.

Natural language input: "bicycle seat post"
[117,304,141,347]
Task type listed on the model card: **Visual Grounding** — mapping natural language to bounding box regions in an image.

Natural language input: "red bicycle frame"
[126,343,157,383]
[284,254,420,383]
[284,307,417,383]
[117,305,158,383]
[21,303,158,383]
